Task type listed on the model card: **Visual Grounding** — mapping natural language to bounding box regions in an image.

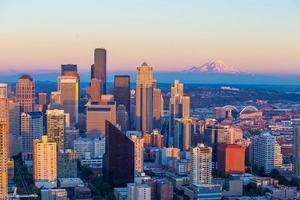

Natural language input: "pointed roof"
[141,62,148,67]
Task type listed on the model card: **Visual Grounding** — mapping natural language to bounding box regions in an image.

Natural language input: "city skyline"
[0,1,300,74]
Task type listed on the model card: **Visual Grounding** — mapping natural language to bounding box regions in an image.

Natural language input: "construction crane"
[8,188,38,199]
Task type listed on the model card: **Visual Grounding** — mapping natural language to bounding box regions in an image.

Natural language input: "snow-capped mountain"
[184,60,240,74]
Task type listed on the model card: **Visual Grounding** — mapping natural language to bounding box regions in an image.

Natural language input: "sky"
[0,0,300,74]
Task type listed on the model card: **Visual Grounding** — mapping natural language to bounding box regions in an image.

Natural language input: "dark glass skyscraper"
[61,64,78,77]
[113,75,130,130]
[103,121,134,187]
[92,48,106,94]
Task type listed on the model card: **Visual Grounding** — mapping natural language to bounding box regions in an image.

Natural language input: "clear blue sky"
[0,0,299,74]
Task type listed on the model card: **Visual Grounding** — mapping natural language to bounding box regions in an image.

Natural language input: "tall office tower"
[58,149,78,178]
[16,75,35,113]
[253,132,282,174]
[8,100,20,158]
[169,80,189,146]
[191,143,212,185]
[93,48,107,94]
[86,78,101,102]
[293,124,300,176]
[174,118,195,151]
[127,183,151,200]
[153,86,163,130]
[0,98,8,198]
[128,134,144,174]
[136,62,154,132]
[0,83,7,98]
[103,121,134,187]
[217,144,245,175]
[117,104,129,132]
[58,75,79,126]
[21,112,43,160]
[47,109,65,151]
[61,64,79,77]
[130,90,136,129]
[38,93,48,106]
[114,75,131,129]
[33,136,57,188]
[86,95,116,136]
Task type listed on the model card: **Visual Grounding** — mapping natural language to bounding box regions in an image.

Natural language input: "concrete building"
[116,104,129,132]
[58,75,79,126]
[127,183,151,200]
[217,144,245,174]
[21,112,43,160]
[73,136,105,159]
[253,132,282,174]
[86,95,116,136]
[33,136,57,188]
[41,188,68,200]
[0,83,7,98]
[8,100,20,158]
[16,75,35,113]
[156,179,173,200]
[58,149,78,178]
[136,62,154,132]
[86,78,101,102]
[128,134,144,174]
[191,144,212,185]
[47,109,65,151]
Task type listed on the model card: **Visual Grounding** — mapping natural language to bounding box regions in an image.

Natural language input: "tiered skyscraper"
[16,75,35,113]
[136,62,153,132]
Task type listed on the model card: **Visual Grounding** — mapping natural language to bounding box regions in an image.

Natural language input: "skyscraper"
[191,143,212,185]
[16,75,35,113]
[0,98,8,198]
[21,112,43,160]
[103,121,134,187]
[174,118,195,151]
[169,80,189,146]
[293,124,300,177]
[153,85,163,130]
[114,75,130,130]
[57,149,78,178]
[86,78,101,102]
[86,95,116,136]
[58,75,79,126]
[93,48,107,94]
[33,136,57,188]
[8,100,20,158]
[116,104,129,132]
[136,62,153,132]
[47,109,65,151]
[253,132,282,174]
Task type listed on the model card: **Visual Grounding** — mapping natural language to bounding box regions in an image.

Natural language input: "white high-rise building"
[73,136,105,159]
[191,143,212,185]
[33,136,57,188]
[253,132,282,174]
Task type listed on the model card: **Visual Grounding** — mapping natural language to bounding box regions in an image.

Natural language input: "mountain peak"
[185,60,239,74]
